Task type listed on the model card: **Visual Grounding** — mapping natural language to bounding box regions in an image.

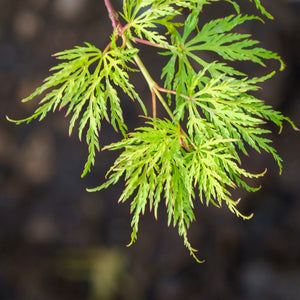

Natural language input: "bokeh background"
[0,0,299,299]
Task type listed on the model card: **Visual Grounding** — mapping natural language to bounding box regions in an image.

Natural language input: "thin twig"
[154,85,192,101]
[132,37,168,49]
[104,0,123,31]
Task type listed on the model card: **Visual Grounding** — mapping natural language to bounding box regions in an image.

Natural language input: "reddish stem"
[133,37,168,49]
[155,85,192,101]
[104,0,123,31]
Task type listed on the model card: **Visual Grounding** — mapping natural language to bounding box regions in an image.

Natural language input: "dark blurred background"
[0,0,299,299]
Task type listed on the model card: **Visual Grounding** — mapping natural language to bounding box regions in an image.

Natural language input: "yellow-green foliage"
[8,0,297,262]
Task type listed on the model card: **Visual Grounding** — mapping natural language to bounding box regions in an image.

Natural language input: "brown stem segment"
[151,88,157,119]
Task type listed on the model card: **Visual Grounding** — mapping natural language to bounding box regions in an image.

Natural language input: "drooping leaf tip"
[6,115,14,123]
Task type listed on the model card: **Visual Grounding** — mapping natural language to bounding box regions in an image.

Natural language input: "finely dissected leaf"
[8,39,145,177]
[185,14,284,69]
[172,68,296,173]
[161,12,284,88]
[122,0,241,47]
[89,118,268,261]
[122,0,179,46]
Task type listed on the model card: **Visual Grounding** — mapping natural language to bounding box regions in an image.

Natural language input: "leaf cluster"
[9,37,145,177]
[89,118,266,261]
[8,0,298,261]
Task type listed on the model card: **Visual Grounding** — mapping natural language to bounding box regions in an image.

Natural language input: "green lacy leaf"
[7,39,145,177]
[89,118,268,261]
[161,11,284,92]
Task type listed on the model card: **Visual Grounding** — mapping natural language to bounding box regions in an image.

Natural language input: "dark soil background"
[0,0,299,299]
